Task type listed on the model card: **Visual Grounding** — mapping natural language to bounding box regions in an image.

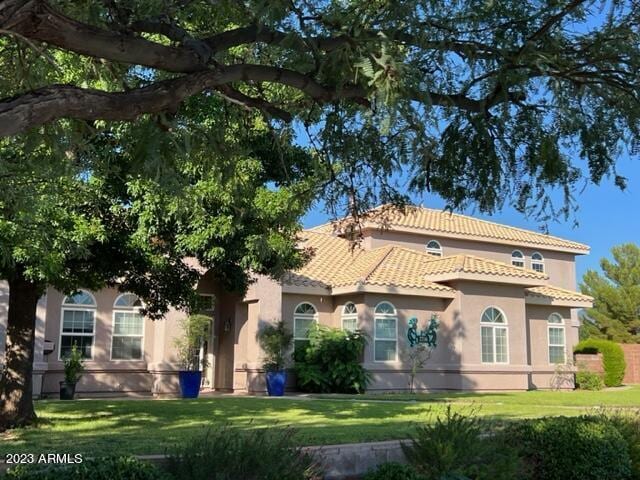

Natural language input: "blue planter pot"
[178,370,202,399]
[265,370,287,396]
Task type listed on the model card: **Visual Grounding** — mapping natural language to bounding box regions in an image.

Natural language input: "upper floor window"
[112,293,144,360]
[548,313,566,364]
[342,302,358,333]
[531,252,545,273]
[293,302,317,350]
[511,250,524,268]
[480,307,508,364]
[426,240,443,257]
[60,290,96,360]
[374,302,398,362]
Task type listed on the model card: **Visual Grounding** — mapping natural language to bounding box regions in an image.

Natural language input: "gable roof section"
[311,205,589,254]
[525,285,593,308]
[421,254,549,285]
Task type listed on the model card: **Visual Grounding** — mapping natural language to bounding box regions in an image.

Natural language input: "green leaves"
[581,244,640,343]
[294,325,370,393]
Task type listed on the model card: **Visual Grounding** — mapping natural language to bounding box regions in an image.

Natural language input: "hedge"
[574,339,626,387]
[505,416,633,480]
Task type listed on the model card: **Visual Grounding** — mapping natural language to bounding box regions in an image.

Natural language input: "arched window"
[293,302,317,350]
[342,302,358,333]
[531,252,545,273]
[480,307,508,364]
[374,302,398,362]
[60,290,96,360]
[111,293,144,360]
[511,250,524,268]
[548,313,566,364]
[426,240,443,257]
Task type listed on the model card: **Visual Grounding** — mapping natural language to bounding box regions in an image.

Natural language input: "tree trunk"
[0,271,42,430]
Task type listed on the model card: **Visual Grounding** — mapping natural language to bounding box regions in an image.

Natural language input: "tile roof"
[336,246,455,292]
[421,254,548,281]
[282,231,357,288]
[525,285,593,303]
[284,232,547,292]
[311,205,589,253]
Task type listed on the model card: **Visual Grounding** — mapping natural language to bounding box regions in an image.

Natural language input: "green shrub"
[575,370,605,390]
[602,411,640,480]
[574,339,626,387]
[363,462,425,480]
[294,325,370,393]
[257,321,293,371]
[505,415,632,480]
[5,456,168,480]
[165,425,319,480]
[403,406,523,480]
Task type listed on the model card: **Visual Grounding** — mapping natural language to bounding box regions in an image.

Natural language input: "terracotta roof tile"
[284,232,547,292]
[422,254,549,280]
[311,205,589,253]
[525,285,593,302]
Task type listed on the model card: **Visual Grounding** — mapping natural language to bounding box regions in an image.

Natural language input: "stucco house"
[0,206,593,397]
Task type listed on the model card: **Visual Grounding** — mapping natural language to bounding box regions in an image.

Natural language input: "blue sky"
[302,154,639,285]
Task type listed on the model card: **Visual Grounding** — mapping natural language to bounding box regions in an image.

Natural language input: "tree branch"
[0,65,367,136]
[213,85,293,121]
[3,0,207,72]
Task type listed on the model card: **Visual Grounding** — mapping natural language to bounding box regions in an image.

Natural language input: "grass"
[2,386,640,457]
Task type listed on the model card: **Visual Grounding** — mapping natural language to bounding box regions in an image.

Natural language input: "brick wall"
[620,344,640,384]
[574,353,604,373]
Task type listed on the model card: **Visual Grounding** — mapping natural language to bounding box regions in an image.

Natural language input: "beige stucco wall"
[366,229,578,290]
[526,304,576,389]
[40,287,160,395]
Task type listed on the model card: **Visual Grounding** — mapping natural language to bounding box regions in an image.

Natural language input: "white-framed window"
[531,252,545,273]
[426,240,443,257]
[342,302,358,333]
[111,293,145,360]
[59,290,96,360]
[374,301,398,362]
[548,312,566,364]
[293,302,317,350]
[511,250,524,268]
[480,307,509,364]
[197,293,216,313]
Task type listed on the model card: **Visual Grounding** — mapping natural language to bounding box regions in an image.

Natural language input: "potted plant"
[174,314,212,399]
[257,321,292,396]
[60,344,84,400]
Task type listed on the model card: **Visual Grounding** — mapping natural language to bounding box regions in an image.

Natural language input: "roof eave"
[525,295,593,308]
[332,283,456,298]
[281,284,332,295]
[427,272,548,287]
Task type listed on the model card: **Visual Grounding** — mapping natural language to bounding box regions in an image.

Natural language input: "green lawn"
[2,387,640,457]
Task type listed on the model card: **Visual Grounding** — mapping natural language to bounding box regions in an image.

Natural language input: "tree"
[0,0,639,222]
[580,243,640,343]
[0,100,314,429]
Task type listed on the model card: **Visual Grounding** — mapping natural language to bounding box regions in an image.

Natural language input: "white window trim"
[59,290,97,361]
[110,293,145,361]
[531,252,545,273]
[426,240,443,257]
[480,307,509,364]
[293,302,318,342]
[341,303,358,332]
[547,313,566,365]
[511,250,525,268]
[373,301,398,363]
